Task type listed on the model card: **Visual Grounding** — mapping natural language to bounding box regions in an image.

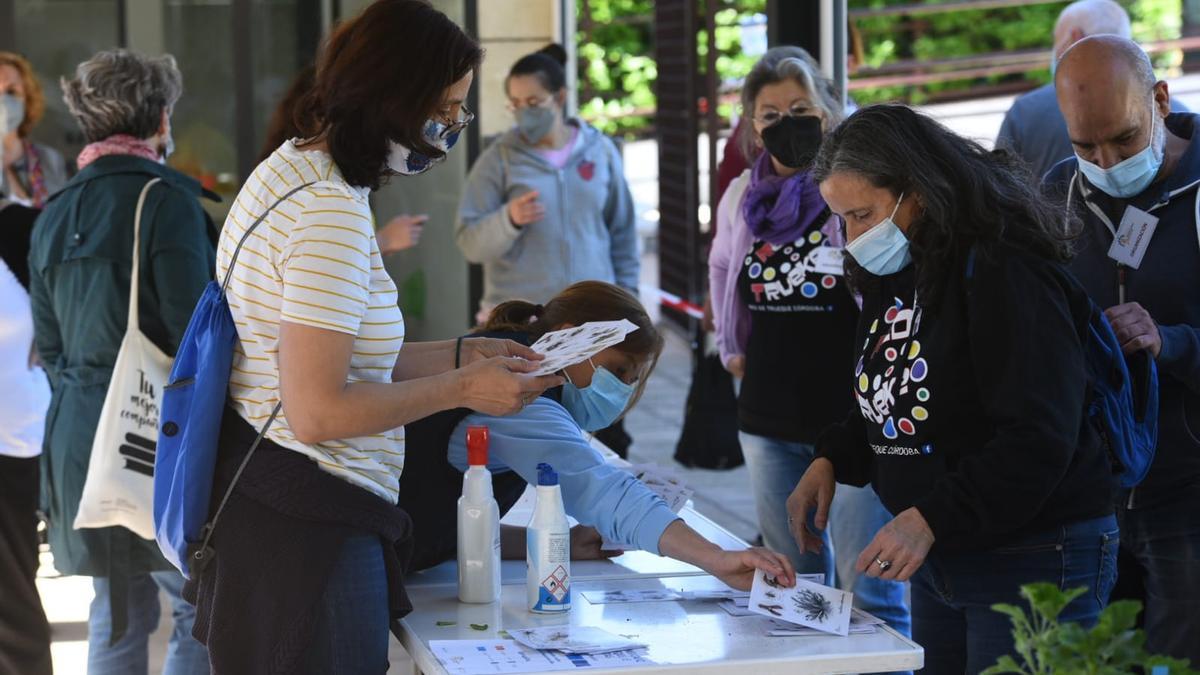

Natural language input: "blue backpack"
[966,248,1158,488]
[154,183,312,577]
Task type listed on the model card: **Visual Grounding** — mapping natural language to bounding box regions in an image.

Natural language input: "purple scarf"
[741,151,828,246]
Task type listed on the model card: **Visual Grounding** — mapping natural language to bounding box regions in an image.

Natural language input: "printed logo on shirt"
[856,295,932,448]
[742,232,845,311]
[578,160,595,181]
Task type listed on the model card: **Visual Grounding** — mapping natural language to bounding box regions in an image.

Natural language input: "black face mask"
[760,114,823,169]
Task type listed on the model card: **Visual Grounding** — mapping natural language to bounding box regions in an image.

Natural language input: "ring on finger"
[874,557,892,572]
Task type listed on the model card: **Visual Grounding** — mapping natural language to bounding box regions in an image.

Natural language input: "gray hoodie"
[456,120,638,309]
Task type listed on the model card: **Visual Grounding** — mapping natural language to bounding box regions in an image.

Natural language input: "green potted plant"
[983,582,1197,675]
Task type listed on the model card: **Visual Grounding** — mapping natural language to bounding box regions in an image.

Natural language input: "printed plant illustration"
[794,588,833,623]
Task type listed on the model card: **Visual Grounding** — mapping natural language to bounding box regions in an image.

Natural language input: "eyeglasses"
[506,96,554,113]
[438,105,474,139]
[753,106,820,126]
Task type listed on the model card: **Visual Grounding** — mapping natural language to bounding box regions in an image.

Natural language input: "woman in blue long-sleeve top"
[400,281,795,591]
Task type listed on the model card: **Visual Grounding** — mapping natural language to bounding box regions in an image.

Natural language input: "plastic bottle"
[457,426,501,604]
[527,462,571,613]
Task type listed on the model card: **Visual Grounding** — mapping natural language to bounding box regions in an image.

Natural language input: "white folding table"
[392,438,923,673]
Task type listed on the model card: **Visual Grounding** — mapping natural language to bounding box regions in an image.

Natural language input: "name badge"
[806,246,845,276]
[1106,205,1159,269]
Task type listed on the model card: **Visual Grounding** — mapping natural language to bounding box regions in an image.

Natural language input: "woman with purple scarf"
[708,47,911,641]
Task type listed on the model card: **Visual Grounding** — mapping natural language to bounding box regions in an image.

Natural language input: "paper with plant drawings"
[528,320,639,376]
[748,569,853,636]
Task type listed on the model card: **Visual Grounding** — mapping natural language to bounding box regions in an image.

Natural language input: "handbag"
[674,345,744,470]
[74,178,170,539]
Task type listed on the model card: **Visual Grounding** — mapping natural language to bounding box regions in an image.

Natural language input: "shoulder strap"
[192,181,314,575]
[221,181,315,291]
[128,178,164,334]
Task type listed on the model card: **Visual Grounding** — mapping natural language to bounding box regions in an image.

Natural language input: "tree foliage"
[575,0,1183,135]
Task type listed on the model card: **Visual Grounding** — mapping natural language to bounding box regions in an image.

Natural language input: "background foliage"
[576,0,1184,136]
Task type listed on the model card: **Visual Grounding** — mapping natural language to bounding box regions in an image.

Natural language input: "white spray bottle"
[457,426,501,603]
[527,462,571,613]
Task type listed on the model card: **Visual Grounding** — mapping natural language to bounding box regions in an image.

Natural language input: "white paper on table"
[581,589,682,604]
[729,574,822,608]
[719,600,758,617]
[678,589,749,601]
[528,320,639,376]
[430,640,655,674]
[600,464,694,551]
[508,626,647,655]
[850,608,887,626]
[749,570,853,636]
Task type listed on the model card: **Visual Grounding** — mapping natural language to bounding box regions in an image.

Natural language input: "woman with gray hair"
[28,49,213,674]
[707,46,910,640]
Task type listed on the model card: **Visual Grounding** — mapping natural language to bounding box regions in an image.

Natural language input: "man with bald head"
[996,0,1186,179]
[1044,34,1200,663]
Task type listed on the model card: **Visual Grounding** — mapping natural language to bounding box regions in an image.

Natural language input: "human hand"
[570,525,621,560]
[726,355,746,380]
[461,337,545,366]
[1105,302,1162,357]
[507,191,544,227]
[456,356,563,415]
[702,295,715,333]
[786,458,835,555]
[855,507,934,582]
[377,214,428,253]
[702,547,796,592]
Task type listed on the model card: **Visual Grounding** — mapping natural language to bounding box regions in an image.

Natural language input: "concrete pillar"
[476,0,563,137]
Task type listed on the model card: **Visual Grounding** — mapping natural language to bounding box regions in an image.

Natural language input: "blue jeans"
[912,514,1119,675]
[740,432,911,640]
[301,533,390,674]
[1114,480,1200,664]
[88,570,209,675]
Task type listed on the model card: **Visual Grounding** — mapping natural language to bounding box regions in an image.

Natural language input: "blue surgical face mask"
[844,192,912,276]
[1076,101,1165,199]
[561,359,635,432]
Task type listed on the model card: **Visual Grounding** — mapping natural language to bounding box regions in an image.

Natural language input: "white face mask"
[387,118,462,176]
[0,94,23,137]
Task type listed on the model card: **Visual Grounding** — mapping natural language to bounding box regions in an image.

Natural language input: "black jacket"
[818,242,1115,551]
[184,409,414,674]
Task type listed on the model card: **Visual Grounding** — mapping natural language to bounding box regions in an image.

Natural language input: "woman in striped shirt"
[191,2,562,672]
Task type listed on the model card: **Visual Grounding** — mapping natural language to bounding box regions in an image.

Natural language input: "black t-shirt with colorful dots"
[736,230,859,443]
[816,247,1115,550]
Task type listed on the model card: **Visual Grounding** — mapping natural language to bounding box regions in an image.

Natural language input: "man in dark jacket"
[1045,35,1200,664]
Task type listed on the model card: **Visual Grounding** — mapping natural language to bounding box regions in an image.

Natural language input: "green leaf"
[982,655,1028,675]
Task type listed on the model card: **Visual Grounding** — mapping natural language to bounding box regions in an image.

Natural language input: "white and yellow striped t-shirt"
[217,140,405,503]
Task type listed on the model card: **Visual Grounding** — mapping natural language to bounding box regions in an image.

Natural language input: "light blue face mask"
[844,192,912,276]
[1076,102,1164,199]
[561,359,635,432]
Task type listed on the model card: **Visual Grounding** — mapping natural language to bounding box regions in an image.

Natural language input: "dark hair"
[484,281,663,420]
[506,44,567,96]
[299,0,483,190]
[811,104,1076,307]
[260,64,316,162]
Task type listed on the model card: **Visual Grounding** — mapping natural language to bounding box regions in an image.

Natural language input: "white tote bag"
[74,178,173,540]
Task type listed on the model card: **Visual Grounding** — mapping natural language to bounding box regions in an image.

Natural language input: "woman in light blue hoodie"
[456,46,638,322]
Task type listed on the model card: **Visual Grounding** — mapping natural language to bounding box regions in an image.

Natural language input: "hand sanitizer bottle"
[527,462,570,613]
[457,426,500,603]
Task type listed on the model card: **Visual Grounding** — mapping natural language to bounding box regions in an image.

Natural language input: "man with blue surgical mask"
[1044,34,1200,665]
